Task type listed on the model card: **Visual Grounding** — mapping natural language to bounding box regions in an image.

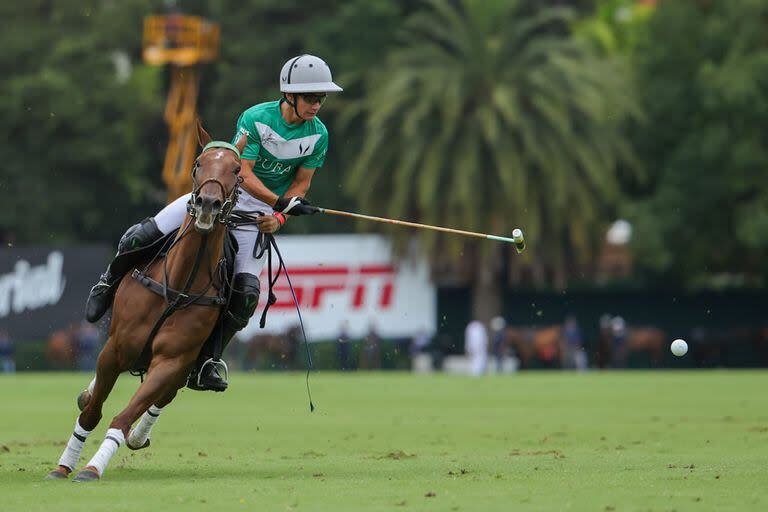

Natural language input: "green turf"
[1,371,767,511]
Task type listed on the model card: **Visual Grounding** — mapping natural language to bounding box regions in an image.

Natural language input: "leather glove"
[273,196,319,216]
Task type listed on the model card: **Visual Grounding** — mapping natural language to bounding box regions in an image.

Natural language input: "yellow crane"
[142,13,220,202]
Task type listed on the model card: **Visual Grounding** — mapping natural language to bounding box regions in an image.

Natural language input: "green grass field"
[2,371,767,511]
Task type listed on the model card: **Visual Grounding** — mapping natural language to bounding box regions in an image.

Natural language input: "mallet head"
[512,229,525,253]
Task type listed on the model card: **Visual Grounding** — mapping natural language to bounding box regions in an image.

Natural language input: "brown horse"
[46,123,246,482]
[505,326,564,369]
[620,327,665,367]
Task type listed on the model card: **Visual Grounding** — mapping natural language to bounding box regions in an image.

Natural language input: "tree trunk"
[471,244,503,324]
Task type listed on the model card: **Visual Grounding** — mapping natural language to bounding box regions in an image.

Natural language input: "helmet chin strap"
[282,94,306,122]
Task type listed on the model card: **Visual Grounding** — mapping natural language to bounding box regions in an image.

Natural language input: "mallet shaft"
[318,208,526,253]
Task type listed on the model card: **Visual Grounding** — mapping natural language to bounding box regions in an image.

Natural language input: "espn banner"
[0,246,112,341]
[240,235,436,341]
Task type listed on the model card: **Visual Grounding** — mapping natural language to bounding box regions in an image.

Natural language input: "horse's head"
[188,121,247,233]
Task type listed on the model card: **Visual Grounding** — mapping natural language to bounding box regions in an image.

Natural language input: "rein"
[227,210,316,411]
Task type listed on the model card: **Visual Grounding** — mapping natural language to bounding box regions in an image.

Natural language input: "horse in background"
[504,324,666,369]
[242,331,300,371]
[620,327,665,367]
[46,122,246,482]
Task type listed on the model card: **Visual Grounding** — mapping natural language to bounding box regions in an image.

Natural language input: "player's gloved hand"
[273,196,319,216]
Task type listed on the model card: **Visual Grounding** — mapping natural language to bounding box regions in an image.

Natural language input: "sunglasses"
[299,93,327,105]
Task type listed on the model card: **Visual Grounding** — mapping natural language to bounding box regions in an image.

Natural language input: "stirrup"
[89,281,110,294]
[195,358,229,388]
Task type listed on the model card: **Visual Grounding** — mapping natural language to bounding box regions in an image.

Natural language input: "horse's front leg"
[72,351,194,482]
[126,368,189,450]
[45,337,124,481]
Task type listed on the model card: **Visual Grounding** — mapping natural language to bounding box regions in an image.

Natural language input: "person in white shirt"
[464,320,489,376]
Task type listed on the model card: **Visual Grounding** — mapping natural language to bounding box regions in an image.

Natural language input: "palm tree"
[337,0,640,321]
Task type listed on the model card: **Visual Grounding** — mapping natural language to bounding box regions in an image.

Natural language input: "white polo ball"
[671,338,688,357]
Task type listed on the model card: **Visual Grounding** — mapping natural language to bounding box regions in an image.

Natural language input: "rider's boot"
[85,218,164,323]
[187,272,260,392]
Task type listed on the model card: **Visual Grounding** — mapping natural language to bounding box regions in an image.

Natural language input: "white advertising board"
[239,235,436,341]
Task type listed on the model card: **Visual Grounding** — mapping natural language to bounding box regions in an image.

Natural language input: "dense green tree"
[340,0,639,319]
[0,0,407,242]
[0,1,164,244]
[6,0,765,294]
[574,0,655,54]
[627,0,768,287]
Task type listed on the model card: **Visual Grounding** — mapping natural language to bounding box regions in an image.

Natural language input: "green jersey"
[231,100,329,196]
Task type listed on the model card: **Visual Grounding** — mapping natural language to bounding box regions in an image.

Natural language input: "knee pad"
[117,218,163,254]
[227,273,260,330]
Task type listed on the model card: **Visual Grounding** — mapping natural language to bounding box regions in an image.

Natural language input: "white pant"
[154,191,272,276]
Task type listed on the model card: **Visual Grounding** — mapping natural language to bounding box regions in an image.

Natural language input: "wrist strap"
[273,212,287,226]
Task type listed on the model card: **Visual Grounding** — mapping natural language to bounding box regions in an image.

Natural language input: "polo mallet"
[316,208,526,253]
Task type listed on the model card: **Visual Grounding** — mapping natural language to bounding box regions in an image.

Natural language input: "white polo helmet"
[279,55,343,93]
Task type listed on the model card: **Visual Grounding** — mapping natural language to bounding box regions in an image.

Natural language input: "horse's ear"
[234,132,247,155]
[196,118,212,148]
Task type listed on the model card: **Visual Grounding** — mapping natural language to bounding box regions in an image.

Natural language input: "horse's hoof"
[72,468,100,483]
[126,436,150,451]
[44,469,69,480]
[77,389,91,412]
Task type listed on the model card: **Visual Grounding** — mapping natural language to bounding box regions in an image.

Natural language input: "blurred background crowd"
[5,311,762,376]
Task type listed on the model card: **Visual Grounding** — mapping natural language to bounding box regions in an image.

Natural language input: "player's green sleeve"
[232,111,261,160]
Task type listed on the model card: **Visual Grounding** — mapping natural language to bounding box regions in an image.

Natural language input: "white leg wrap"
[57,420,93,471]
[128,405,164,447]
[85,428,124,476]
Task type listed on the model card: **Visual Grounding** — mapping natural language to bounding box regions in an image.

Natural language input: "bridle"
[186,141,243,223]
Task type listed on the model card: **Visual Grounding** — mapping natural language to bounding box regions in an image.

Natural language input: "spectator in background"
[562,315,587,371]
[596,314,613,369]
[0,330,15,374]
[394,335,411,365]
[359,322,382,370]
[75,321,100,371]
[611,316,627,368]
[490,316,506,373]
[464,320,488,376]
[410,327,431,357]
[409,327,433,372]
[283,324,301,370]
[46,325,77,370]
[243,333,266,371]
[336,321,351,371]
[431,333,453,371]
